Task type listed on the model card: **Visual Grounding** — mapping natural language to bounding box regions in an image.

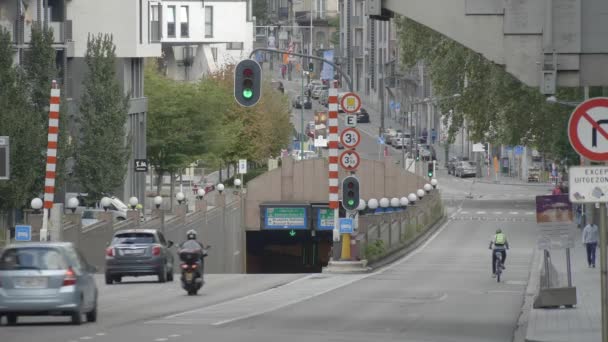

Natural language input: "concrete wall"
[244,156,429,230]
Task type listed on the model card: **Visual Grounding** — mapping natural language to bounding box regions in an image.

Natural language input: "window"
[180,6,189,38]
[211,47,218,62]
[150,4,161,42]
[167,6,176,37]
[226,42,244,50]
[205,6,213,37]
[131,58,143,98]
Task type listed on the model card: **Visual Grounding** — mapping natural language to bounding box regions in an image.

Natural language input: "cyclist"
[489,228,509,277]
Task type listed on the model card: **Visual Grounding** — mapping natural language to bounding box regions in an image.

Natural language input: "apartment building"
[338,0,428,134]
[159,0,254,81]
[0,0,162,206]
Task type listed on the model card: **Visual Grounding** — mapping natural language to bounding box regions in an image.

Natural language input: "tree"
[0,28,48,213]
[23,25,57,117]
[74,34,130,200]
[252,0,269,25]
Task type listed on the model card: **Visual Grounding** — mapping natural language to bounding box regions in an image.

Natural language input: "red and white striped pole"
[327,81,339,242]
[41,80,60,241]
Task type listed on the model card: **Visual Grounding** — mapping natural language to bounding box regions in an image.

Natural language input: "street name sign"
[345,115,357,127]
[340,128,361,149]
[239,159,247,174]
[567,97,608,161]
[340,92,361,114]
[569,166,608,203]
[15,225,31,242]
[339,150,360,171]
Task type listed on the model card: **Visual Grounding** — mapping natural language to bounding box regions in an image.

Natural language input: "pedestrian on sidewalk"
[552,184,562,195]
[582,221,599,268]
[431,128,437,145]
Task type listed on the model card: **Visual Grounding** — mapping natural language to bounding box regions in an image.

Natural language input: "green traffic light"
[428,172,433,177]
[348,199,355,206]
[243,88,253,99]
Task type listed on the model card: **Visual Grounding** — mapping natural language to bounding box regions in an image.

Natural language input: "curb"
[474,179,552,188]
[512,246,543,342]
[367,214,448,271]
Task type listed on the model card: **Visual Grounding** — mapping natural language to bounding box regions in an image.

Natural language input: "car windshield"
[82,211,97,219]
[0,247,68,270]
[112,232,156,245]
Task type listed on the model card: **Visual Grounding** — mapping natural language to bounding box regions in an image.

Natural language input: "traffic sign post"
[340,92,361,114]
[15,225,31,242]
[345,115,357,127]
[340,128,361,149]
[567,99,608,342]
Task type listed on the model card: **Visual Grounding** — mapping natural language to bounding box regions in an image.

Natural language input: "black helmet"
[496,228,502,234]
[186,229,197,240]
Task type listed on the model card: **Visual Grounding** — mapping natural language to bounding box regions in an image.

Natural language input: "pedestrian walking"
[431,128,437,145]
[582,222,599,268]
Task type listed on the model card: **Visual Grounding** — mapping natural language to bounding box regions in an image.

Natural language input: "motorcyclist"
[178,230,207,269]
[489,228,509,277]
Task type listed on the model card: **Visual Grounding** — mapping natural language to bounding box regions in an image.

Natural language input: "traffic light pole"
[248,48,353,92]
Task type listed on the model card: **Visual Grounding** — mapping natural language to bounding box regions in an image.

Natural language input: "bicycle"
[494,250,505,282]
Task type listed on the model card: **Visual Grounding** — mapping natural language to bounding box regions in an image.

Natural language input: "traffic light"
[427,162,434,178]
[309,62,314,72]
[342,176,360,211]
[234,59,262,107]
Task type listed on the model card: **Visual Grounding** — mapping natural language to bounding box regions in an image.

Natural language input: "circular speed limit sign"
[339,150,361,171]
[340,128,361,149]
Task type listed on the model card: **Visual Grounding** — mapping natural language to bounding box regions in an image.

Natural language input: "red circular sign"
[340,128,361,149]
[339,150,360,171]
[568,97,608,161]
[340,92,362,114]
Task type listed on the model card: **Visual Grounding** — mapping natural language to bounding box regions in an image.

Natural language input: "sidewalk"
[525,234,602,342]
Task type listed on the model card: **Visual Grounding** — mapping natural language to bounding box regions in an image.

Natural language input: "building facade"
[0,0,161,206]
[159,0,254,81]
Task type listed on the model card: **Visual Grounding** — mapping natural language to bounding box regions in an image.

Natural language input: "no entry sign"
[568,97,608,161]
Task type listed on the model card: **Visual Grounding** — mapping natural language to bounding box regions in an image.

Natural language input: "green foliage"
[74,34,130,200]
[364,239,386,260]
[252,0,269,25]
[23,25,57,116]
[328,16,340,47]
[394,16,582,163]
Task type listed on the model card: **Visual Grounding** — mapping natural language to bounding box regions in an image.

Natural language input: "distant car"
[81,209,125,226]
[204,183,215,193]
[455,161,477,178]
[0,242,99,325]
[105,229,175,284]
[356,108,370,123]
[319,89,329,105]
[292,96,312,109]
[447,157,461,175]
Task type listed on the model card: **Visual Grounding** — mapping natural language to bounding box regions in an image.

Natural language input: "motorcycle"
[178,245,210,296]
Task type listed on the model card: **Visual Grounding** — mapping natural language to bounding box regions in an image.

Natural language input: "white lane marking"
[525,211,535,215]
[460,211,470,214]
[155,339,168,342]
[493,212,503,215]
[80,337,93,341]
[95,333,106,336]
[476,211,486,215]
[168,335,181,338]
[509,211,519,215]
[212,216,453,326]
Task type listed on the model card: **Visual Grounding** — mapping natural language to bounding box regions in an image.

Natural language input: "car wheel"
[167,268,174,282]
[158,267,167,283]
[71,301,83,325]
[114,276,122,283]
[104,273,113,285]
[86,302,98,323]
[6,314,17,326]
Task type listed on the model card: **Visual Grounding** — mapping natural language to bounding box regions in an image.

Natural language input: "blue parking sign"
[15,225,31,242]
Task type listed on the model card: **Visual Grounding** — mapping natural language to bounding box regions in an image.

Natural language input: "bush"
[364,239,386,260]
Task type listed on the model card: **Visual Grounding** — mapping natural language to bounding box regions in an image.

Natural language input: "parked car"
[203,182,215,193]
[81,209,125,227]
[455,161,477,178]
[104,229,175,284]
[0,242,98,325]
[292,96,312,109]
[355,108,370,123]
[311,85,327,99]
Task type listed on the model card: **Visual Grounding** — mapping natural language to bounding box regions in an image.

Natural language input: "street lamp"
[431,178,438,189]
[424,183,432,193]
[400,196,409,207]
[176,192,185,205]
[368,198,379,211]
[217,183,225,194]
[407,193,417,204]
[154,195,163,209]
[234,179,242,188]
[31,198,43,214]
[417,189,425,200]
[128,196,138,210]
[196,189,205,200]
[357,199,367,212]
[380,198,390,209]
[390,197,400,208]
[100,197,112,212]
[67,197,79,213]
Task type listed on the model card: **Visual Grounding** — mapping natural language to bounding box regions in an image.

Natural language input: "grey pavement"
[525,233,602,342]
[3,200,540,342]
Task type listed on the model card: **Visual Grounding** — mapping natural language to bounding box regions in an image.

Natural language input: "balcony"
[352,16,364,28]
[24,21,72,44]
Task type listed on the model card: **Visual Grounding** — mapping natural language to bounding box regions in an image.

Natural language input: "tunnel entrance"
[246,230,333,273]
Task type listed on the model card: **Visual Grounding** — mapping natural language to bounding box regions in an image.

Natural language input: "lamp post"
[431,178,438,189]
[196,189,205,200]
[153,195,165,233]
[217,183,225,194]
[423,183,432,193]
[379,198,389,213]
[176,192,185,205]
[129,196,138,210]
[31,198,43,214]
[154,195,163,209]
[67,197,79,214]
[417,189,425,200]
[408,193,417,205]
[368,198,379,214]
[100,197,111,211]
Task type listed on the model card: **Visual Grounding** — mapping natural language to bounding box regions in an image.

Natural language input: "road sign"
[340,128,361,148]
[339,150,360,171]
[339,218,354,234]
[345,115,357,127]
[568,97,608,161]
[239,159,247,174]
[514,146,524,155]
[15,225,31,242]
[0,136,9,180]
[263,207,308,229]
[568,166,608,203]
[377,136,385,145]
[472,143,486,152]
[340,92,361,114]
[134,159,148,172]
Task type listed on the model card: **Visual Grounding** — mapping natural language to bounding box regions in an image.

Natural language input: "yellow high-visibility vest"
[494,233,506,245]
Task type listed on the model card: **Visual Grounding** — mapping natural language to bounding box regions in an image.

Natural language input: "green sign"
[317,208,334,230]
[264,207,307,229]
